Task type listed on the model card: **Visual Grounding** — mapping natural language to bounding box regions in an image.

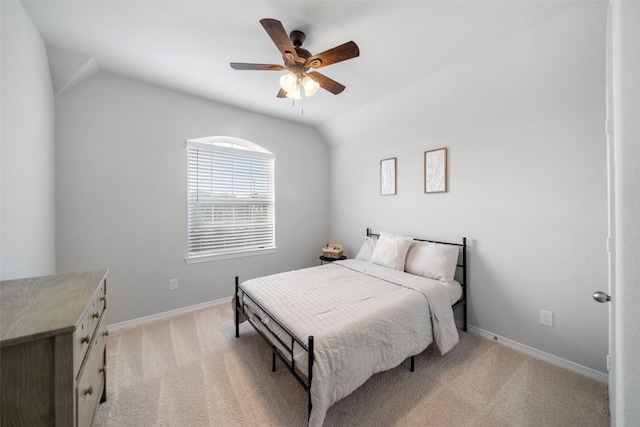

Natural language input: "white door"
[602,3,616,422]
[604,2,640,425]
[600,102,615,424]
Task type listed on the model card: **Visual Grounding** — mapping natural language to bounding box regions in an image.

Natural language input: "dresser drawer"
[77,313,107,427]
[96,279,106,313]
[74,312,93,378]
[86,281,105,333]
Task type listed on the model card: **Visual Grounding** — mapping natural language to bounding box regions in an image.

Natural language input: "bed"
[234,229,467,426]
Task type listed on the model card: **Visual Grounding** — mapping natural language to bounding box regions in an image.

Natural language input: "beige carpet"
[94,304,609,426]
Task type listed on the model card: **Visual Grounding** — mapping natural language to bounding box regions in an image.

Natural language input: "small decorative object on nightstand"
[320,244,346,265]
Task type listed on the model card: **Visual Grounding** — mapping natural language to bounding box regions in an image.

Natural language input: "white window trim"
[184,136,276,263]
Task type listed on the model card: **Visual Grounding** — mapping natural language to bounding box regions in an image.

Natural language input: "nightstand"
[319,255,347,265]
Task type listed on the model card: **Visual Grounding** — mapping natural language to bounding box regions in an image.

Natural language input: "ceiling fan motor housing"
[289,30,305,47]
[287,30,312,67]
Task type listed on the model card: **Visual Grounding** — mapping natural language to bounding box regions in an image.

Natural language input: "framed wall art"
[380,157,397,196]
[424,148,447,193]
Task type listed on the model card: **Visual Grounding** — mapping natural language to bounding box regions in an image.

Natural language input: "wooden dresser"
[1,269,109,427]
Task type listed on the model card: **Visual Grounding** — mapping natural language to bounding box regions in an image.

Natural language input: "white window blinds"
[186,138,275,262]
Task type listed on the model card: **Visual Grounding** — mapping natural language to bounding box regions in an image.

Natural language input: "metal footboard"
[235,276,314,419]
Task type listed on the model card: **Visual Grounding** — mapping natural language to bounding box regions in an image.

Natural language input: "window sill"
[184,247,277,264]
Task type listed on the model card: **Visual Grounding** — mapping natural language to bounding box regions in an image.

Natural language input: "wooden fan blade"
[308,71,346,95]
[260,18,301,64]
[307,41,359,69]
[230,62,285,71]
[276,88,287,98]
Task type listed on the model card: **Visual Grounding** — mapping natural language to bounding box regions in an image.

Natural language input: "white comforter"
[238,259,460,427]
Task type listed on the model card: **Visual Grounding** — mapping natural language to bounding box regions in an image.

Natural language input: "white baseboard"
[107,296,232,332]
[461,323,608,384]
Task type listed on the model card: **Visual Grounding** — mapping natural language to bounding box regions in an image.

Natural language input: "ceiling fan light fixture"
[301,75,320,97]
[279,72,298,93]
[285,86,302,100]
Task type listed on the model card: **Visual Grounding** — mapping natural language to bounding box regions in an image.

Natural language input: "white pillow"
[369,231,414,271]
[405,241,459,282]
[355,236,377,262]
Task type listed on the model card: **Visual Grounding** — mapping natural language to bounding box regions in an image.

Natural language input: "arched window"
[185,136,276,263]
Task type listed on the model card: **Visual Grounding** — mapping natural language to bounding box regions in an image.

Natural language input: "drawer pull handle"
[92,311,100,319]
[81,335,91,344]
[100,296,107,302]
[103,330,110,337]
[84,386,93,396]
[99,366,106,374]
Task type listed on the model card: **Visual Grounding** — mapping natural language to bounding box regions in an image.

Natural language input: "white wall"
[611,1,640,423]
[0,0,56,280]
[55,73,330,324]
[321,3,609,373]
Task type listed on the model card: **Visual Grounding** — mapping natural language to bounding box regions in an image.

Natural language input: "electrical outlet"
[539,309,553,327]
[169,279,178,291]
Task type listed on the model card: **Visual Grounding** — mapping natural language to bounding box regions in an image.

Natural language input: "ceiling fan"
[230,18,360,99]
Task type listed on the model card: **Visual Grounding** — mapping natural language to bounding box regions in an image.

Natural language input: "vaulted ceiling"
[22,1,575,127]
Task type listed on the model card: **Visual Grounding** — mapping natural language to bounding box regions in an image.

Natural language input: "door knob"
[593,291,611,303]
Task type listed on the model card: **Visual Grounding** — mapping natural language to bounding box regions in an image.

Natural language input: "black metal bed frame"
[234,228,468,420]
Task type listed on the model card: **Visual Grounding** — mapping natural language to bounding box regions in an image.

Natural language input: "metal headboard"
[366,228,468,331]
